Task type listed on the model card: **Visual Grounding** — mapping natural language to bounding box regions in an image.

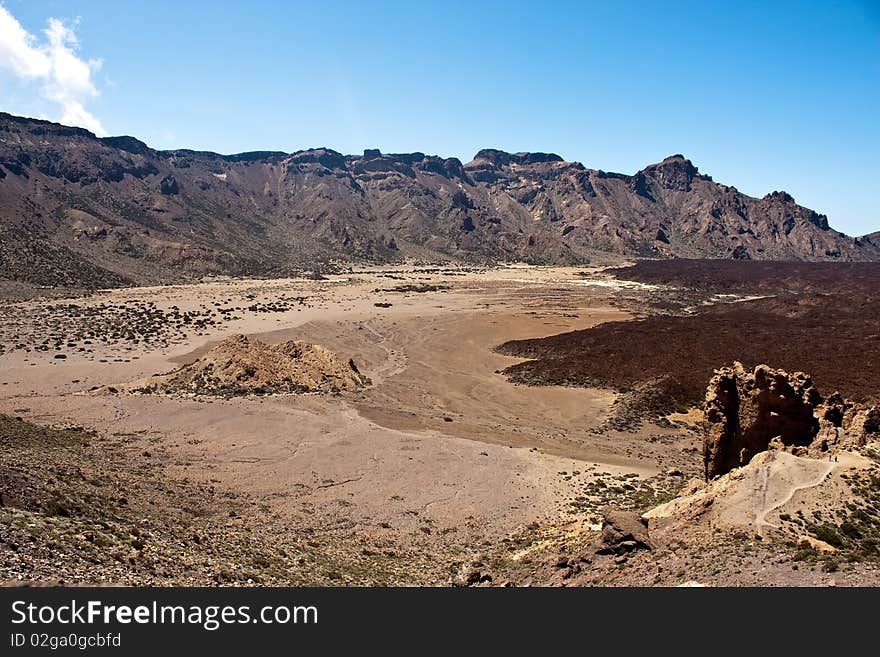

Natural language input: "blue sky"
[1,1,878,235]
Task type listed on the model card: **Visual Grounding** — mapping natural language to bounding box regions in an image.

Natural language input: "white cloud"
[0,4,105,135]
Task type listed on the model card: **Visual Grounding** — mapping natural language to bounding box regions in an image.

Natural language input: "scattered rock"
[798,535,838,553]
[452,566,492,587]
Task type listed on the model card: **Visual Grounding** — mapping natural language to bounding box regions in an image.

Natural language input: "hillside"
[1,112,876,288]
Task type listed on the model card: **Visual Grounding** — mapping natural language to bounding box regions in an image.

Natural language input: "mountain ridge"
[1,112,877,288]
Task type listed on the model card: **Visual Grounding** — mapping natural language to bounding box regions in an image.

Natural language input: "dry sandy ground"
[0,266,697,584]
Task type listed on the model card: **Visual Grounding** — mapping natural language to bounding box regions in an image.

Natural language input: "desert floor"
[6,265,876,586]
[0,266,703,583]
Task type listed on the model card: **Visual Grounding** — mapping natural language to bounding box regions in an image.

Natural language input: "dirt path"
[754,458,835,530]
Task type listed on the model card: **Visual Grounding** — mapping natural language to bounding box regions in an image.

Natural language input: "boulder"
[843,406,880,445]
[597,509,652,555]
[798,535,838,553]
[451,566,492,587]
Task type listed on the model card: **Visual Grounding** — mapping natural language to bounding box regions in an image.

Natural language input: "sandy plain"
[0,265,700,584]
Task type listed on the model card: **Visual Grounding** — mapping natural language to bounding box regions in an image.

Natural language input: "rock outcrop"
[703,362,879,479]
[703,363,820,479]
[813,394,880,450]
[159,174,179,195]
[134,334,368,397]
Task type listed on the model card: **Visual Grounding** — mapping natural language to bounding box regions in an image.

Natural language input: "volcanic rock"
[159,174,179,195]
[641,154,699,191]
[597,508,652,555]
[703,363,821,479]
[798,535,838,553]
[2,111,877,288]
[703,362,880,479]
[135,334,368,397]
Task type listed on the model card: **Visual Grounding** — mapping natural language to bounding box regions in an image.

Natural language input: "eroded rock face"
[703,363,821,479]
[703,362,879,479]
[815,396,880,449]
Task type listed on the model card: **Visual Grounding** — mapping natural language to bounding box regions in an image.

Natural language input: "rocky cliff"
[703,362,879,479]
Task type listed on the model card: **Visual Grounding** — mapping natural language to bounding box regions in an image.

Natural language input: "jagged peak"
[291,147,344,157]
[472,149,513,166]
[643,153,698,172]
[639,154,700,191]
[288,147,347,169]
[471,149,564,167]
[763,190,795,203]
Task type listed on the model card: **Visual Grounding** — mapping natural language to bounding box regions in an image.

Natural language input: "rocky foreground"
[462,364,880,587]
[0,413,390,586]
[4,360,879,587]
